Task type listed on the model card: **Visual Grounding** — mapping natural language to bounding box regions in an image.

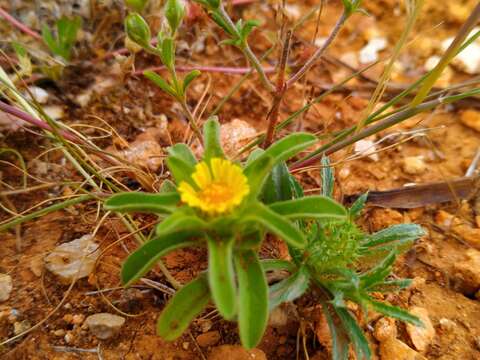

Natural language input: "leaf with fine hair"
[104,192,179,214]
[321,155,334,198]
[168,143,197,166]
[157,275,211,341]
[322,304,350,360]
[235,250,268,348]
[262,162,293,204]
[202,117,225,161]
[269,266,310,310]
[360,250,397,290]
[144,70,177,98]
[361,223,425,249]
[269,196,347,220]
[156,209,207,236]
[260,259,296,272]
[243,155,274,200]
[335,306,372,360]
[243,202,306,248]
[244,133,316,175]
[183,70,201,93]
[121,231,197,287]
[166,155,196,186]
[207,236,237,320]
[369,300,422,327]
[349,192,368,219]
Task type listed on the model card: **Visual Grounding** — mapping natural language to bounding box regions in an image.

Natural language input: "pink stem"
[0,101,79,143]
[132,64,276,76]
[0,8,42,41]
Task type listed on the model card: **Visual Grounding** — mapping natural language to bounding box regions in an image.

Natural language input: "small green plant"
[124,0,203,140]
[264,157,425,359]
[41,16,82,62]
[105,117,348,348]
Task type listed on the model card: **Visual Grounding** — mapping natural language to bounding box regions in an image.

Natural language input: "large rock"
[405,307,435,353]
[379,338,427,360]
[208,345,266,360]
[0,274,12,302]
[85,313,125,339]
[44,235,100,283]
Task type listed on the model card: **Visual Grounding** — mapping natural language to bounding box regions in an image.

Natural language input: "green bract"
[105,117,349,348]
[125,12,152,49]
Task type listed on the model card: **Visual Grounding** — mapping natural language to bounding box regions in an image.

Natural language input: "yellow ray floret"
[178,158,250,215]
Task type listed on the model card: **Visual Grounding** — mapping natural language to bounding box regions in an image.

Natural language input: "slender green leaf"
[369,300,422,326]
[183,70,201,93]
[144,70,177,98]
[244,202,306,248]
[207,236,237,320]
[321,156,334,198]
[121,231,197,286]
[322,304,350,360]
[262,162,293,204]
[244,133,316,175]
[260,259,296,272]
[157,275,211,340]
[104,192,179,214]
[269,196,347,220]
[362,224,425,248]
[245,148,264,166]
[360,250,396,289]
[243,155,274,199]
[269,266,310,310]
[335,307,371,360]
[203,117,225,160]
[156,209,207,236]
[349,192,368,218]
[235,250,268,348]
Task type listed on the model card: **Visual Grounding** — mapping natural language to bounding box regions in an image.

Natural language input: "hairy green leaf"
[262,162,293,204]
[269,266,310,310]
[121,231,197,286]
[349,192,368,218]
[362,224,425,249]
[369,300,422,327]
[144,70,177,98]
[269,196,347,220]
[104,192,179,214]
[156,209,207,236]
[235,250,268,348]
[207,236,237,320]
[260,259,296,272]
[183,69,201,93]
[157,275,210,340]
[335,307,371,360]
[243,155,274,200]
[321,156,335,198]
[244,202,306,248]
[203,117,225,161]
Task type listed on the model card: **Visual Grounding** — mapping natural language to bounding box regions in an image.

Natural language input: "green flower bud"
[125,0,149,12]
[165,0,185,34]
[124,13,151,49]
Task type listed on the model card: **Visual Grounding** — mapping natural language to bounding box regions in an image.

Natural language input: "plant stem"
[0,7,42,40]
[263,30,292,148]
[286,11,347,88]
[217,4,275,93]
[290,88,480,170]
[132,64,275,76]
[0,195,94,232]
[180,100,204,144]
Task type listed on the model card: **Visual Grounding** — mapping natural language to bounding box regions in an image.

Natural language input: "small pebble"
[0,274,13,302]
[402,156,427,175]
[85,313,125,340]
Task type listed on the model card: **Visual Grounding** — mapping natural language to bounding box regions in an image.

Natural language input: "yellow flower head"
[178,158,250,215]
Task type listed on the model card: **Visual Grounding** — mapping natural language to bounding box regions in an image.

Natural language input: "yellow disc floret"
[178,158,250,215]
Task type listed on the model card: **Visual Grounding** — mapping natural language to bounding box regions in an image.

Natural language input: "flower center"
[199,182,233,204]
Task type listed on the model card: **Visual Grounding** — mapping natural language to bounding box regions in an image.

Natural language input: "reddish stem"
[0,7,42,41]
[132,64,275,76]
[0,101,79,143]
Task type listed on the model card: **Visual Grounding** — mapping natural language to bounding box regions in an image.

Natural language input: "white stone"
[44,234,100,283]
[0,274,13,302]
[359,37,388,64]
[85,313,125,339]
[442,29,480,74]
[402,156,427,175]
[424,56,441,71]
[26,86,49,104]
[43,105,64,120]
[354,139,379,161]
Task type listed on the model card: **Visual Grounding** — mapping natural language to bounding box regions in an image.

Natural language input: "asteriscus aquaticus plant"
[178,157,249,215]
